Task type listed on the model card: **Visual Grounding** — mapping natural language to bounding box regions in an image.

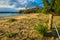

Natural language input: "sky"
[0,0,43,10]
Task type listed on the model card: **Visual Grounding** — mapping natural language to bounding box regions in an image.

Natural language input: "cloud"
[0,4,16,8]
[0,0,36,10]
[29,0,35,2]
[0,0,11,8]
[0,0,10,5]
[17,0,35,5]
[17,0,27,5]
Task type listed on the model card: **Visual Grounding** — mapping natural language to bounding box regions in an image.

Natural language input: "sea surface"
[0,13,23,17]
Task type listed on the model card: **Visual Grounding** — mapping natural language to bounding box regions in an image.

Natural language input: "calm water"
[0,13,23,17]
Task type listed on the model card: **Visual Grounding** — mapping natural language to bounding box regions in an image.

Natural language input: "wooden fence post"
[48,14,53,30]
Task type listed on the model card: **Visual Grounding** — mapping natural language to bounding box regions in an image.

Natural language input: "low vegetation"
[6,33,17,38]
[7,18,17,23]
[0,13,60,40]
[19,6,42,13]
[0,14,50,40]
[34,24,48,36]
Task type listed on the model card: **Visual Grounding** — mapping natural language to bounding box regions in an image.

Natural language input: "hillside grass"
[0,13,60,40]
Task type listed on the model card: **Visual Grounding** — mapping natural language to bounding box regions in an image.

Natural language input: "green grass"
[34,24,48,36]
[6,33,17,38]
[7,18,17,23]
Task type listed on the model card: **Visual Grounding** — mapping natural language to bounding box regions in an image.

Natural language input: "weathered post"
[48,14,53,30]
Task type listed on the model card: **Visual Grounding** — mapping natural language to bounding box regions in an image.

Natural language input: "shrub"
[0,30,5,36]
[58,22,60,26]
[7,18,17,22]
[6,33,17,38]
[34,24,48,36]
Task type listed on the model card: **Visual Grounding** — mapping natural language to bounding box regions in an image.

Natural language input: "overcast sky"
[0,0,43,10]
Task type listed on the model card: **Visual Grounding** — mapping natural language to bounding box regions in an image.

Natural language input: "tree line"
[19,0,60,14]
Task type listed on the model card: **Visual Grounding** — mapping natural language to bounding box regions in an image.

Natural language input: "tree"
[54,0,60,13]
[50,0,55,12]
[43,0,49,13]
[42,0,60,30]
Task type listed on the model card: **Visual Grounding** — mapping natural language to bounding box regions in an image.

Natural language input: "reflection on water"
[0,13,21,17]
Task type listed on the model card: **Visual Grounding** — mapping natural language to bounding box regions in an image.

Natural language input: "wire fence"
[53,22,60,39]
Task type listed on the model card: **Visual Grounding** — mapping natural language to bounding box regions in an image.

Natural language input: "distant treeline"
[19,0,60,14]
[19,6,42,14]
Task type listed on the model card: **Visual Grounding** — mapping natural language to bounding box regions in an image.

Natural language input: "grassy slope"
[0,13,60,40]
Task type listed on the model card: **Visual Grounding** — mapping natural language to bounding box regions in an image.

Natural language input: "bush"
[7,18,17,22]
[34,24,48,36]
[6,33,17,38]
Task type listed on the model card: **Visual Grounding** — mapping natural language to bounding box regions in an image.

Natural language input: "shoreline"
[0,13,39,19]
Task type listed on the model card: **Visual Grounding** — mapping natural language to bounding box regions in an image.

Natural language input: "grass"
[0,13,60,40]
[34,23,48,36]
[6,33,17,38]
[0,30,5,36]
[7,18,17,23]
